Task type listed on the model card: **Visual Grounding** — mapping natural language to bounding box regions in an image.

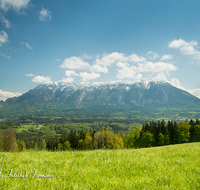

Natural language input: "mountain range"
[1,80,200,119]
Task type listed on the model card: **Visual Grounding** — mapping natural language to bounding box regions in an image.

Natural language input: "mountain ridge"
[1,80,200,119]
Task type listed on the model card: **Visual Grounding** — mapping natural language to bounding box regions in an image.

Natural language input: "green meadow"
[0,143,200,190]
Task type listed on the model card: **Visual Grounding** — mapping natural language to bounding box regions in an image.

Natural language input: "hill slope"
[2,143,200,189]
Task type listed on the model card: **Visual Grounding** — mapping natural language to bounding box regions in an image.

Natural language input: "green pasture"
[0,143,200,189]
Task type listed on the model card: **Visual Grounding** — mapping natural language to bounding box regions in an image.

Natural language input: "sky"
[1,0,200,101]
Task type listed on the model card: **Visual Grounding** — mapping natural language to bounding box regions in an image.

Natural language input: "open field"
[0,143,200,189]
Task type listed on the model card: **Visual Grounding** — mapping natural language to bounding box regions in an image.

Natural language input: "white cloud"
[160,54,173,61]
[0,0,30,11]
[187,88,200,99]
[95,52,146,68]
[65,70,79,77]
[128,53,146,63]
[137,61,177,73]
[165,71,170,77]
[116,61,177,79]
[147,51,159,60]
[32,75,51,83]
[55,59,61,62]
[170,77,185,90]
[21,42,32,51]
[136,73,142,79]
[169,39,189,49]
[95,52,125,66]
[79,72,100,81]
[25,73,35,77]
[0,30,8,46]
[116,62,129,68]
[0,52,10,58]
[0,89,22,101]
[82,53,92,59]
[39,8,51,21]
[0,14,11,28]
[152,74,185,90]
[60,77,74,83]
[60,52,178,82]
[60,57,90,70]
[116,66,136,79]
[90,64,108,73]
[169,39,200,60]
[152,72,168,82]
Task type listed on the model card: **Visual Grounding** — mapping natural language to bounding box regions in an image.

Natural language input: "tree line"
[125,119,200,148]
[0,119,200,152]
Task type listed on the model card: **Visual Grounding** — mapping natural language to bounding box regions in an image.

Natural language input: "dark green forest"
[0,115,200,152]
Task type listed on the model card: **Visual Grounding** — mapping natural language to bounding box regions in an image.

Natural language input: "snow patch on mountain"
[34,80,169,93]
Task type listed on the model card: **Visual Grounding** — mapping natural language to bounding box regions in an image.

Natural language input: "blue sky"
[1,0,200,101]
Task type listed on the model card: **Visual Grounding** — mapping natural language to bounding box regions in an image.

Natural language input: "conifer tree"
[194,124,200,141]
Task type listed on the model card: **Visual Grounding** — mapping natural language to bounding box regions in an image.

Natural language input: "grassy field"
[0,143,200,189]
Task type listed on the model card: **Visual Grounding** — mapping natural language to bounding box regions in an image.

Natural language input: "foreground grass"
[0,143,200,189]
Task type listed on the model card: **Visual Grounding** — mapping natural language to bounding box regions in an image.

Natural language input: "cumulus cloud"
[170,77,185,90]
[152,72,168,82]
[0,0,30,11]
[21,42,32,51]
[0,89,22,101]
[95,52,125,66]
[60,52,178,82]
[79,72,100,81]
[137,61,177,73]
[95,52,146,67]
[187,88,200,99]
[65,70,79,77]
[59,77,74,83]
[147,51,159,60]
[128,53,146,63]
[136,73,142,79]
[60,57,90,70]
[39,8,51,21]
[169,39,200,60]
[116,62,129,68]
[116,66,136,79]
[0,30,8,46]
[32,75,51,83]
[90,64,108,73]
[0,14,11,28]
[116,60,177,79]
[169,39,192,49]
[160,54,173,61]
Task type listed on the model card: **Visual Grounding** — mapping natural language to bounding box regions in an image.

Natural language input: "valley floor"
[0,143,200,189]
